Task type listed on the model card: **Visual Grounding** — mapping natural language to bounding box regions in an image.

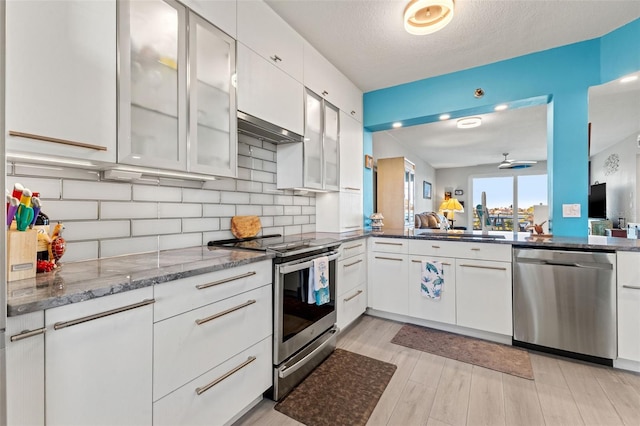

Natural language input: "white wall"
[372,131,436,214]
[590,133,639,226]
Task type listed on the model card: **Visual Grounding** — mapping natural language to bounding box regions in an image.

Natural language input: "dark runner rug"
[391,323,534,380]
[274,348,397,426]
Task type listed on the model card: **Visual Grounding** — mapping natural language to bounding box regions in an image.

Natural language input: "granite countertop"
[7,246,273,317]
[367,228,640,251]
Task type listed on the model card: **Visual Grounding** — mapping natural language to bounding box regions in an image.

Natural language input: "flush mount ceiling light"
[439,114,451,120]
[494,104,508,111]
[456,117,482,129]
[620,75,638,84]
[392,122,403,128]
[404,0,455,35]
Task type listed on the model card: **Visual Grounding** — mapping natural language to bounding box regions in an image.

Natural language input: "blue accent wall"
[363,18,640,237]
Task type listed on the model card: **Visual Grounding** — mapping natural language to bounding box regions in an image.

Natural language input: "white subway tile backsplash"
[100,236,159,258]
[262,205,284,216]
[262,183,285,195]
[250,146,275,162]
[293,196,310,206]
[310,197,316,206]
[238,133,263,148]
[64,180,131,201]
[302,206,315,215]
[101,202,158,219]
[45,201,99,221]
[64,220,131,241]
[260,216,274,227]
[182,217,220,233]
[220,217,233,230]
[133,185,182,202]
[274,216,293,226]
[220,191,250,204]
[301,224,315,233]
[236,205,262,216]
[262,160,277,173]
[6,176,62,199]
[237,180,263,193]
[183,188,220,203]
[159,203,201,218]
[284,206,302,216]
[294,215,310,225]
[202,179,236,191]
[203,230,235,242]
[63,241,99,263]
[250,194,274,205]
[284,225,302,236]
[132,219,181,236]
[262,141,276,152]
[14,164,100,181]
[159,233,203,251]
[275,195,293,205]
[204,204,235,217]
[262,226,284,236]
[252,170,275,183]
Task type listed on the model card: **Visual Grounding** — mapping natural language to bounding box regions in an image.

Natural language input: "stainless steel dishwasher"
[513,248,616,362]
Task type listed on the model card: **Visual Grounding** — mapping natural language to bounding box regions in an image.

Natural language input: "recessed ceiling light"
[404,0,455,35]
[392,122,403,128]
[456,117,482,129]
[494,104,508,111]
[620,75,638,83]
[439,114,451,120]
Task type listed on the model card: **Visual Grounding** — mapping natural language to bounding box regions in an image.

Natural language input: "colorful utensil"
[6,195,19,229]
[15,201,34,232]
[30,197,41,228]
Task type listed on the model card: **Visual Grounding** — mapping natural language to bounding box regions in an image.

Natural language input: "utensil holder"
[7,229,37,281]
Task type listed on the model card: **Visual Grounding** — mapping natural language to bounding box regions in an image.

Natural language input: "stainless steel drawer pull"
[622,284,640,290]
[375,256,403,262]
[53,299,155,330]
[344,259,363,268]
[343,187,361,191]
[344,225,361,229]
[195,356,257,396]
[270,55,282,62]
[459,264,507,271]
[10,327,46,342]
[196,271,257,290]
[375,242,403,246]
[411,260,450,265]
[344,243,363,250]
[470,248,481,251]
[432,245,441,249]
[9,130,108,151]
[344,290,363,302]
[195,300,256,326]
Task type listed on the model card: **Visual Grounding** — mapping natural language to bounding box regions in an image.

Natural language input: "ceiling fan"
[498,153,537,169]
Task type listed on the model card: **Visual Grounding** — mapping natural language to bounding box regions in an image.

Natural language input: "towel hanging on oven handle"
[277,251,340,275]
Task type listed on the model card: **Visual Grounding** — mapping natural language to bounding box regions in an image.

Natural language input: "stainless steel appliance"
[513,248,617,363]
[208,234,341,400]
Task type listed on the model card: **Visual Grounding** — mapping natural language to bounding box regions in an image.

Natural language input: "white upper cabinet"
[5,0,117,163]
[339,111,364,191]
[303,41,362,122]
[237,0,304,82]
[179,0,236,38]
[236,43,304,136]
[118,0,237,177]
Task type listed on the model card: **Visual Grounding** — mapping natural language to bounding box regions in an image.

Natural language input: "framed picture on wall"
[423,181,432,199]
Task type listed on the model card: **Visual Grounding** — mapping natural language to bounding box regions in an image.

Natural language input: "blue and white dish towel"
[308,256,330,305]
[421,260,444,300]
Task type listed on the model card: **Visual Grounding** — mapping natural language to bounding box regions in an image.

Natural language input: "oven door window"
[281,262,335,342]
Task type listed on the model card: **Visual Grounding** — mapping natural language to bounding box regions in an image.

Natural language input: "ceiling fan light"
[456,117,482,129]
[404,0,455,35]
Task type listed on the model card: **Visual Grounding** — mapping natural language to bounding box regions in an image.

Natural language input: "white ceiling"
[265,0,640,169]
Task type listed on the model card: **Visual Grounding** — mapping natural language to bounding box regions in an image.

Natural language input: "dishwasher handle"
[516,257,613,270]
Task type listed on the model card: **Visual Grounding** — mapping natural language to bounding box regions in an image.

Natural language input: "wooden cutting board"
[231,216,262,238]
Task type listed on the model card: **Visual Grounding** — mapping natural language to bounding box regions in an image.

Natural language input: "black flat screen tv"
[588,183,606,219]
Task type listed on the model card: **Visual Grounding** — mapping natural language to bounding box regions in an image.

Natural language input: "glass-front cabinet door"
[188,12,236,177]
[118,0,187,170]
[323,101,340,191]
[304,90,324,190]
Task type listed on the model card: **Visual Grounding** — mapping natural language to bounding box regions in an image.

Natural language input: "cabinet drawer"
[409,239,458,257]
[153,336,272,426]
[370,238,408,254]
[153,284,272,400]
[154,260,271,322]
[338,252,366,295]
[337,282,367,331]
[340,239,366,258]
[455,242,512,262]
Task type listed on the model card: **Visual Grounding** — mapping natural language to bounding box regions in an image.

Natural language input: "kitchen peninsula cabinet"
[369,238,409,315]
[118,1,237,177]
[6,0,116,163]
[408,255,457,325]
[617,251,640,364]
[5,312,45,426]
[45,287,154,425]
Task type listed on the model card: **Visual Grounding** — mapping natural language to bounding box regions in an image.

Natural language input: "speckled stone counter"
[7,246,273,316]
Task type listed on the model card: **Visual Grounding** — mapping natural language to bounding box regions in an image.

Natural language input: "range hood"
[237,111,303,144]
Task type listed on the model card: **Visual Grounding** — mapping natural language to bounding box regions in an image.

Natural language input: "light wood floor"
[234,315,640,426]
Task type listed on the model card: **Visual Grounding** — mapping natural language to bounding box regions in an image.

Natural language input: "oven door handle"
[278,252,340,275]
[278,327,338,379]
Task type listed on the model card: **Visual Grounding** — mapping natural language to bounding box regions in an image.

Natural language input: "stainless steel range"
[208,234,341,400]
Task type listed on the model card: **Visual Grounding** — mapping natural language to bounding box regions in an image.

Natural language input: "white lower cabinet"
[408,255,456,325]
[369,253,409,316]
[337,240,367,330]
[45,287,154,426]
[455,259,513,335]
[337,282,367,330]
[153,337,272,426]
[617,251,640,362]
[5,312,45,426]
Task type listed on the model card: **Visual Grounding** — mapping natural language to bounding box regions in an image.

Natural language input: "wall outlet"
[562,204,581,218]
